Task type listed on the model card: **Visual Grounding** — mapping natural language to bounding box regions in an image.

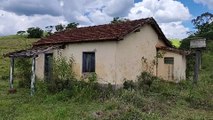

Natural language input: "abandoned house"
[7,17,188,89]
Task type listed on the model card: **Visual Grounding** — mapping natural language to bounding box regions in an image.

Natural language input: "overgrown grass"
[0,77,212,119]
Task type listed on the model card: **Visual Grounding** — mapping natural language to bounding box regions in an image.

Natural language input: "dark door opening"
[44,53,53,81]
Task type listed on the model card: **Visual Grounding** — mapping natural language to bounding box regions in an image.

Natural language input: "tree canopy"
[27,27,43,38]
[111,17,129,24]
[16,31,26,35]
[45,25,54,36]
[55,24,65,32]
[66,22,79,29]
[191,12,213,40]
[180,12,213,50]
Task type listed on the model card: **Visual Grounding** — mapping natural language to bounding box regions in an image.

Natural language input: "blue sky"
[0,0,212,39]
[180,0,213,30]
[134,0,213,30]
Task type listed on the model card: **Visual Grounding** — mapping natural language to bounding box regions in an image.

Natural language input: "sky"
[0,0,212,39]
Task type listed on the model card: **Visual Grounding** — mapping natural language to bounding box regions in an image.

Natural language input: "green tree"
[192,12,213,40]
[27,27,43,38]
[66,22,79,29]
[180,12,213,78]
[111,17,129,24]
[16,31,26,35]
[55,24,65,32]
[45,25,54,36]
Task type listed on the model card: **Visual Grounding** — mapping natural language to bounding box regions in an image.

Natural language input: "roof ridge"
[33,17,172,47]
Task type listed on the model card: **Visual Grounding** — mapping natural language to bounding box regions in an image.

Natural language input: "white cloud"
[0,0,193,39]
[61,0,133,25]
[127,0,191,39]
[193,0,213,9]
[0,0,62,16]
[159,22,190,39]
[128,0,191,23]
[103,0,134,17]
[0,10,67,36]
[87,9,112,25]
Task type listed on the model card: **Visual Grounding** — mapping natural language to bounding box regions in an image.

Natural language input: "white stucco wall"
[115,24,166,84]
[35,24,185,85]
[54,41,117,84]
[157,50,186,82]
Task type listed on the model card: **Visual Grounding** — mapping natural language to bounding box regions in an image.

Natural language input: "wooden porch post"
[193,50,201,84]
[9,57,14,89]
[31,57,36,96]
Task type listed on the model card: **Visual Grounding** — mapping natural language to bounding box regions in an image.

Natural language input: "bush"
[47,57,75,93]
[27,27,43,38]
[16,58,32,88]
[123,79,135,90]
[44,57,114,102]
[137,72,157,90]
[1,75,9,81]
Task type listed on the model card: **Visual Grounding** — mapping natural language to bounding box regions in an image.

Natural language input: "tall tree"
[27,27,43,38]
[16,31,26,35]
[66,22,79,30]
[111,17,129,24]
[45,25,54,36]
[180,12,213,78]
[55,24,65,32]
[192,12,213,39]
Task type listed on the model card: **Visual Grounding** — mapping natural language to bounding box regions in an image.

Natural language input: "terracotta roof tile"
[33,17,172,47]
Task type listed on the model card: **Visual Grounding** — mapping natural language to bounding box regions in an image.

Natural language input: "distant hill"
[170,39,181,48]
[0,35,38,78]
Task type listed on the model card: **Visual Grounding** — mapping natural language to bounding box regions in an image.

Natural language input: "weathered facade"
[157,49,186,82]
[33,18,187,85]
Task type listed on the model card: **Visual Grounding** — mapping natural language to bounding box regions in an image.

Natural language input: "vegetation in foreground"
[0,71,212,119]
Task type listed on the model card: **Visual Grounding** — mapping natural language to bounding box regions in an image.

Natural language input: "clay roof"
[4,45,61,58]
[33,17,172,47]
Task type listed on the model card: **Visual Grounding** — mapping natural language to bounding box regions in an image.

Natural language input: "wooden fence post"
[190,38,206,84]
[31,57,36,96]
[193,50,201,84]
[9,57,14,89]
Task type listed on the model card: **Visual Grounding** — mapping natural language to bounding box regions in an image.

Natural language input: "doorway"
[44,53,53,81]
[164,57,174,80]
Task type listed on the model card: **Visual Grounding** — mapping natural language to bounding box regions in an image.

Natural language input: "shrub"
[44,57,114,102]
[16,58,32,88]
[1,75,9,81]
[123,79,135,90]
[27,27,43,38]
[87,73,97,83]
[47,57,75,93]
[97,83,114,101]
[137,72,157,90]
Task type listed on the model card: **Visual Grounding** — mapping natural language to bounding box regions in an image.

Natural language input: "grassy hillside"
[170,39,181,48]
[0,35,38,78]
[0,35,212,119]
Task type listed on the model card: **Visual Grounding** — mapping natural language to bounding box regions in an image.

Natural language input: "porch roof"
[4,45,61,58]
